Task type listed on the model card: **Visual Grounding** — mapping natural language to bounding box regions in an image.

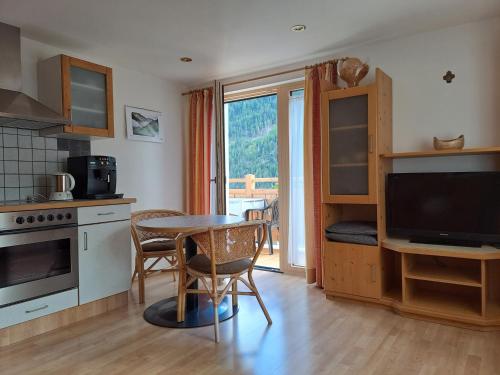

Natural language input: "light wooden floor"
[2,272,500,375]
[255,248,280,268]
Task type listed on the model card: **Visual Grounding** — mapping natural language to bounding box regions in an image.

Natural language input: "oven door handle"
[0,223,77,236]
[0,225,77,249]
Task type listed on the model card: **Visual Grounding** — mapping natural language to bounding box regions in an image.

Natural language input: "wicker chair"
[245,197,279,254]
[131,209,185,304]
[175,220,272,343]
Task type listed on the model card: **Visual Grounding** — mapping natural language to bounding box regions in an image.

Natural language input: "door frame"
[222,80,305,275]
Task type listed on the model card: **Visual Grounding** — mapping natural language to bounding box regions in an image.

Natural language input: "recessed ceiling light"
[180,57,192,62]
[291,25,306,32]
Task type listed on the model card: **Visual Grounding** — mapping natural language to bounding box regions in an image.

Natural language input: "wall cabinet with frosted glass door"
[321,85,377,204]
[38,55,114,137]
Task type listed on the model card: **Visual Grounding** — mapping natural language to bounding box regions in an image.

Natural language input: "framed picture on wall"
[125,105,164,143]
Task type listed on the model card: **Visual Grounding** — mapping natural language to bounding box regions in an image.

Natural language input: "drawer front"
[0,289,78,329]
[78,204,131,225]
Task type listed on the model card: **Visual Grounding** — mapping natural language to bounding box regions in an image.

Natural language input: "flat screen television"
[387,172,500,247]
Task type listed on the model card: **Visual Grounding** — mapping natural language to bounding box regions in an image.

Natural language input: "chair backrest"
[191,221,266,265]
[269,198,279,226]
[131,209,185,243]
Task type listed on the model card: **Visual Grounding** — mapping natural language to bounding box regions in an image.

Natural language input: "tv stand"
[410,237,482,248]
[379,237,500,329]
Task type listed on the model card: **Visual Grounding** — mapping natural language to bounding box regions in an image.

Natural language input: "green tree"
[226,95,278,188]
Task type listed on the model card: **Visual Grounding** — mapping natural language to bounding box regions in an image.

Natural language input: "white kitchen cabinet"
[78,219,131,304]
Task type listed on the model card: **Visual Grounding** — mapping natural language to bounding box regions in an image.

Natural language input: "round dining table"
[136,214,244,328]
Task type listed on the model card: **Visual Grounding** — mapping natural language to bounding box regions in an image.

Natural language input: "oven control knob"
[65,213,72,220]
[15,216,24,224]
[57,214,64,220]
[37,215,45,222]
[27,216,35,223]
[47,214,54,221]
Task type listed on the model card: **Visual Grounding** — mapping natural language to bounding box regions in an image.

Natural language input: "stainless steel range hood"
[0,22,69,129]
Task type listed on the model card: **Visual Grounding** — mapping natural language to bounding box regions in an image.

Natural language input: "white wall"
[221,17,500,172]
[20,37,186,211]
[339,17,500,172]
[341,17,500,153]
[91,68,184,211]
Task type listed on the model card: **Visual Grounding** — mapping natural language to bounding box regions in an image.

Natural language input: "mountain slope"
[226,95,278,187]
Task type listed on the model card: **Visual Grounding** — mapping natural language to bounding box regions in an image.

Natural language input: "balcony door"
[222,81,305,275]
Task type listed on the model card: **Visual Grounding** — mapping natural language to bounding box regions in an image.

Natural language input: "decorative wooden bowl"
[433,135,465,150]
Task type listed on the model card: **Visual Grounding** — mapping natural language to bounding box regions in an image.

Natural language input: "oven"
[0,208,78,307]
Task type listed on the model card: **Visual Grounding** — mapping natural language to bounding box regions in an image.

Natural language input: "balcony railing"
[228,174,278,200]
[228,174,280,249]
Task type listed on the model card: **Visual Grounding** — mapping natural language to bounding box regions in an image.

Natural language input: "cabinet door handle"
[97,212,115,216]
[370,264,376,283]
[25,304,48,314]
[368,134,374,153]
[84,232,88,251]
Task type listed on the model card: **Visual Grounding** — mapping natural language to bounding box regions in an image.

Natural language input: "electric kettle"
[49,172,75,201]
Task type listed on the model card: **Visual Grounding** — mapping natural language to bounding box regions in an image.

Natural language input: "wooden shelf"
[406,263,482,287]
[382,238,500,260]
[71,81,105,92]
[382,286,402,303]
[72,105,106,114]
[324,239,378,250]
[380,146,500,159]
[0,198,136,213]
[331,162,368,168]
[331,124,367,132]
[407,288,482,318]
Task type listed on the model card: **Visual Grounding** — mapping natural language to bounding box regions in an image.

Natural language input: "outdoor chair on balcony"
[244,197,279,255]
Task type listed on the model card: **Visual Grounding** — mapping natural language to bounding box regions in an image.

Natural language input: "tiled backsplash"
[0,127,91,201]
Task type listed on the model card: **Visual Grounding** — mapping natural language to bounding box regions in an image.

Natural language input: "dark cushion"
[325,232,378,246]
[188,254,252,274]
[142,240,176,252]
[325,221,377,235]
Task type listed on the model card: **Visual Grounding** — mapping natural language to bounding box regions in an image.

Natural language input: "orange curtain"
[303,61,337,287]
[186,88,213,215]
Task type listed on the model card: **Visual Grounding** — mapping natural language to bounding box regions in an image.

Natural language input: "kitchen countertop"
[0,198,136,212]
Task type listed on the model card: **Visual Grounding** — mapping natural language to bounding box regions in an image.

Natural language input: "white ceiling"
[0,0,499,85]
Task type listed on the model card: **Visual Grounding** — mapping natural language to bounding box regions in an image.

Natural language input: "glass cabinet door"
[70,66,108,129]
[61,55,114,137]
[329,94,369,195]
[322,88,376,203]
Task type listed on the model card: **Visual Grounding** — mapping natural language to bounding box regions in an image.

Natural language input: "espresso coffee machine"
[67,156,123,199]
